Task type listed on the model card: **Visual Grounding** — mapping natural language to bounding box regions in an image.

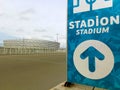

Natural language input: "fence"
[0,47,65,55]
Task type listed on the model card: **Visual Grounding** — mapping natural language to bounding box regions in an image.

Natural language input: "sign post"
[67,0,120,89]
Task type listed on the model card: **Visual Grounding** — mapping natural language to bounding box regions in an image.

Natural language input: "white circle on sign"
[73,40,114,80]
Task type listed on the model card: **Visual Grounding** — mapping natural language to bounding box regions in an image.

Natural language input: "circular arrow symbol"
[80,46,105,72]
[73,40,114,80]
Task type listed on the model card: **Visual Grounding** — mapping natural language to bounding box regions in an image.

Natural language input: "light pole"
[56,33,59,42]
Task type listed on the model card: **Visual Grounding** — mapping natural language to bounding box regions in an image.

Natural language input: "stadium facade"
[0,39,60,55]
[4,39,60,49]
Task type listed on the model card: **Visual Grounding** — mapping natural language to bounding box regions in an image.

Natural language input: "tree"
[86,0,96,11]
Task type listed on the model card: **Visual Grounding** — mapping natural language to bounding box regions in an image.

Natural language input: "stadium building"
[4,39,60,49]
[0,39,60,55]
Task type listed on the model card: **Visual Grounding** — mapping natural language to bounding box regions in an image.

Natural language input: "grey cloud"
[20,8,35,15]
[59,36,66,39]
[42,35,53,39]
[19,16,30,21]
[0,13,3,16]
[34,29,46,33]
[0,12,8,17]
[16,29,24,33]
[19,8,35,20]
[0,27,6,30]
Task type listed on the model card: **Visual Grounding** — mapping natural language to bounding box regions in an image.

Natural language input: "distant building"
[3,39,60,50]
[0,39,60,55]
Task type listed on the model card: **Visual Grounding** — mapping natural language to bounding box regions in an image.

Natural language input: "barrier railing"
[0,48,66,55]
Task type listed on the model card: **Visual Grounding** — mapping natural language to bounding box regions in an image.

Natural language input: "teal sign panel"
[67,0,120,89]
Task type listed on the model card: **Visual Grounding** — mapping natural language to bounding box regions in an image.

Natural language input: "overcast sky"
[0,0,67,48]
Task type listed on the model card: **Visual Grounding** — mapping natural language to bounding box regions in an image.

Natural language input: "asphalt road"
[0,53,66,90]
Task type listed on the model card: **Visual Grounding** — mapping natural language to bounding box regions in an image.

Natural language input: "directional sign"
[67,0,120,89]
[80,46,105,72]
[73,40,114,79]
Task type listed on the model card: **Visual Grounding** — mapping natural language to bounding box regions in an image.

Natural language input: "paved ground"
[50,82,107,90]
[0,53,66,90]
